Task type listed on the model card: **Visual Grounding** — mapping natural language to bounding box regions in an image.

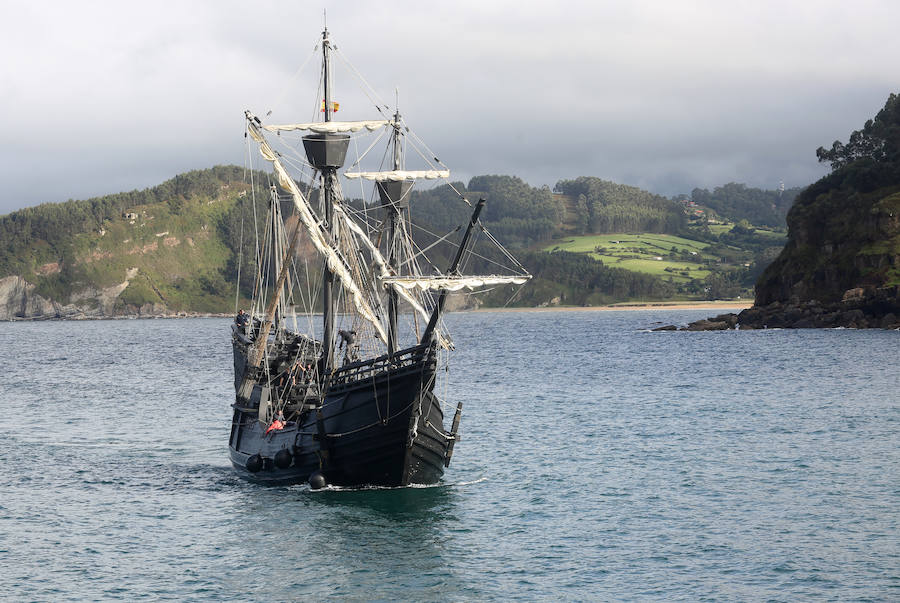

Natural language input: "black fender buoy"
[274,449,292,469]
[308,470,327,490]
[246,454,263,473]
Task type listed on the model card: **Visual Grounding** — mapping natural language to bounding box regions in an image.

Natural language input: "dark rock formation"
[736,287,900,329]
[677,286,900,330]
[683,313,739,331]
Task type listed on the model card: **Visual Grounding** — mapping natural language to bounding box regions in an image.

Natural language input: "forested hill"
[407,175,564,247]
[407,174,688,248]
[0,166,255,279]
[691,183,804,228]
[555,177,686,234]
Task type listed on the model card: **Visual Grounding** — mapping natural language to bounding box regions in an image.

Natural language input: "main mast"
[302,27,350,375]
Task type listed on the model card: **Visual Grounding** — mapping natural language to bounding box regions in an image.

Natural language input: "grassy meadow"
[544,233,718,282]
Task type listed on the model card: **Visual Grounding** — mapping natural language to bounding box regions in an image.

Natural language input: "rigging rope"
[333,47,391,119]
[267,45,319,122]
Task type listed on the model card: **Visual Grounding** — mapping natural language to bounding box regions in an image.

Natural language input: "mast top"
[322,24,333,123]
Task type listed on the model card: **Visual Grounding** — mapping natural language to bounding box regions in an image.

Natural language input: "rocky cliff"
[733,183,900,329]
[753,187,899,307]
[674,93,900,330]
[744,94,900,328]
[0,270,180,320]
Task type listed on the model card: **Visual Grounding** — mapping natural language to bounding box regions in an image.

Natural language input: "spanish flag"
[321,101,340,112]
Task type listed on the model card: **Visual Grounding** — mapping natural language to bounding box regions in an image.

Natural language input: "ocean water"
[0,311,897,601]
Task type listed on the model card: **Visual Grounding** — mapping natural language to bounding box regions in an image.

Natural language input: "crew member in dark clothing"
[338,329,359,365]
[235,309,249,329]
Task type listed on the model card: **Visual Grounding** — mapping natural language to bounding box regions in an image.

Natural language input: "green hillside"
[0,166,268,315]
[0,166,800,317]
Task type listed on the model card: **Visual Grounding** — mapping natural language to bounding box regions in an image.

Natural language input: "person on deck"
[338,329,359,365]
[277,369,291,391]
[293,361,311,384]
[235,309,249,330]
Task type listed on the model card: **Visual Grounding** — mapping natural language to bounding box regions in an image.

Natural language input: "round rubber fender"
[274,449,293,469]
[308,470,327,490]
[246,454,263,473]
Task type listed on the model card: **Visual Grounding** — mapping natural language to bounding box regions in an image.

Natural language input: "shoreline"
[4,301,751,322]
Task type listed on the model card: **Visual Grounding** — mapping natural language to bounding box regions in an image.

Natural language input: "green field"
[544,233,718,282]
[707,222,785,240]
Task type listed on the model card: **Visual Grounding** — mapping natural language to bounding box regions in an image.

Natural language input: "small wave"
[449,476,488,486]
[294,475,486,493]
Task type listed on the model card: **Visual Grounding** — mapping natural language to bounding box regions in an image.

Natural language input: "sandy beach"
[470,301,751,313]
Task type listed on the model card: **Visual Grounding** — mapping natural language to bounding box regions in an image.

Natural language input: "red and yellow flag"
[320,101,340,112]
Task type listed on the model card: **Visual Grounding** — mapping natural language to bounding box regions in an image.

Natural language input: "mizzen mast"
[380,109,413,355]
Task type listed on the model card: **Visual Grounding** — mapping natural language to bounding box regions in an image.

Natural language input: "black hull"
[228,340,453,487]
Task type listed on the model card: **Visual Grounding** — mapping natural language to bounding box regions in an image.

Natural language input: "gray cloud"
[1,0,897,214]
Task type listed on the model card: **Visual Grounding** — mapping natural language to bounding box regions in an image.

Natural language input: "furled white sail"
[262,120,389,134]
[247,119,388,343]
[332,204,454,350]
[382,276,531,291]
[344,170,450,182]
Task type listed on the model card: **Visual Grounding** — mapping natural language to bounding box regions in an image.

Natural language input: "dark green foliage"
[409,176,564,248]
[555,177,686,234]
[0,165,251,278]
[217,185,271,298]
[816,93,900,171]
[405,182,471,237]
[691,183,802,228]
[702,269,744,300]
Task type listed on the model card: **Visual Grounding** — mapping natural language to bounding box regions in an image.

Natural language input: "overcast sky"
[1,0,898,215]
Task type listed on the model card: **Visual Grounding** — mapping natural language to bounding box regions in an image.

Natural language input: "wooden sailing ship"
[228,27,529,488]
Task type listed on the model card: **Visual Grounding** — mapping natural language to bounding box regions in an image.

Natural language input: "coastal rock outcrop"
[0,276,57,320]
[674,288,900,331]
[0,269,155,321]
[736,286,900,329]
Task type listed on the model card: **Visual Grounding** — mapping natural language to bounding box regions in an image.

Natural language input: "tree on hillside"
[816,93,900,171]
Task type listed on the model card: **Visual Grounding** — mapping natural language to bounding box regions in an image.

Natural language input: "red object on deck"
[265,419,285,435]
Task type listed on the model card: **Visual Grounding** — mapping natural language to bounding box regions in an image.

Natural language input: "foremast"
[420,198,486,346]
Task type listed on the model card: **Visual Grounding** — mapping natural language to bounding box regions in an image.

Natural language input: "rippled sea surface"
[1,311,898,601]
